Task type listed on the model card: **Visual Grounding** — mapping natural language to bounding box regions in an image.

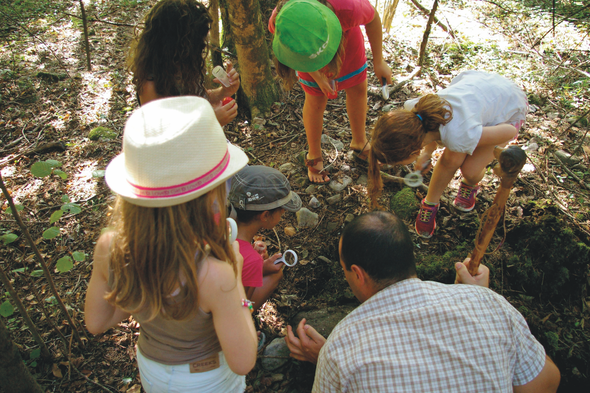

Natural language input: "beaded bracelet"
[241,299,254,313]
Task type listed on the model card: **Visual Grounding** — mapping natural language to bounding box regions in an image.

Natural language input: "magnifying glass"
[226,217,238,243]
[274,249,298,267]
[403,159,431,188]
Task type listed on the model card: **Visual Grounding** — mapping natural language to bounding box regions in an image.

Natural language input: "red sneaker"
[415,199,439,238]
[453,181,480,212]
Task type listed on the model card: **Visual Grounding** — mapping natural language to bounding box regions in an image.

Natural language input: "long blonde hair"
[368,94,452,208]
[105,184,235,321]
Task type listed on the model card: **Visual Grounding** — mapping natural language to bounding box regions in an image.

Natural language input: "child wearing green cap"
[269,0,392,184]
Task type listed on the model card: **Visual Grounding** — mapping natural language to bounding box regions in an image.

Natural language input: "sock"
[424,199,439,206]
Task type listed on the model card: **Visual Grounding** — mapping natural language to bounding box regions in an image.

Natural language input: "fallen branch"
[409,0,455,39]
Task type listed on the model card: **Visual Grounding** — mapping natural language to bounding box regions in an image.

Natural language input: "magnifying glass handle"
[381,77,389,100]
[274,249,298,267]
[226,217,238,243]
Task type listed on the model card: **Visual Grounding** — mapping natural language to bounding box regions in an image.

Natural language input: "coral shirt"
[238,239,263,287]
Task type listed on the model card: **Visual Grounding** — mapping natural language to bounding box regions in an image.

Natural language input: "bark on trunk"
[0,319,44,393]
[223,0,279,118]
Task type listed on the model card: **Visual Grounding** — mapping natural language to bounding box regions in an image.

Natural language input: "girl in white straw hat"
[84,96,255,392]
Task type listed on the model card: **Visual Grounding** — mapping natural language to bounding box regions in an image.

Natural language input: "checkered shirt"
[313,278,546,392]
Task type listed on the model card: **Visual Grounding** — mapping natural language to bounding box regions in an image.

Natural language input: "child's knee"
[439,150,465,170]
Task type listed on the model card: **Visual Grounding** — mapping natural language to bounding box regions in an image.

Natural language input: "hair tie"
[416,114,423,122]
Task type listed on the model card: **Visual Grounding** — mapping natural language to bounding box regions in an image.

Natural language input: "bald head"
[340,211,416,287]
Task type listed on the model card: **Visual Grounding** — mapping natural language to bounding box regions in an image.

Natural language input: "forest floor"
[0,0,589,392]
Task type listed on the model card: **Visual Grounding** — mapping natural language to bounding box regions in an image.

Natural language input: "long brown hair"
[272,0,346,90]
[127,0,211,98]
[368,94,453,208]
[105,184,236,322]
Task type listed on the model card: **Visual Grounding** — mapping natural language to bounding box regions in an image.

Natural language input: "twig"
[273,228,282,253]
[559,107,590,137]
[408,0,455,39]
[552,152,590,190]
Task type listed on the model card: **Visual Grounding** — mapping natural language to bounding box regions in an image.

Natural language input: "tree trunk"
[208,0,223,67]
[418,0,439,67]
[223,0,279,118]
[0,319,44,393]
[382,0,400,34]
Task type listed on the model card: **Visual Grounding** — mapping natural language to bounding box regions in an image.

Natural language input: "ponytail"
[367,95,452,208]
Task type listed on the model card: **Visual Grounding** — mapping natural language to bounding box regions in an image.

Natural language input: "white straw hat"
[105,96,248,207]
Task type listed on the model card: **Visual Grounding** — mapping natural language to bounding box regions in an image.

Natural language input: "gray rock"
[290,306,358,339]
[261,338,291,371]
[279,163,296,174]
[555,149,581,165]
[321,134,344,151]
[309,196,320,209]
[296,208,319,228]
[294,176,308,188]
[329,175,352,192]
[326,194,341,205]
[305,184,317,194]
[326,221,339,232]
[357,174,368,186]
[345,213,355,223]
[341,164,351,172]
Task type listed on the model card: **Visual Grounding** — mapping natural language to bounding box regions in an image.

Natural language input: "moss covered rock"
[389,187,419,220]
[89,126,117,141]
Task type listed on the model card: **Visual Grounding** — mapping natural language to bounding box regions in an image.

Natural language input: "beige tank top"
[108,269,221,365]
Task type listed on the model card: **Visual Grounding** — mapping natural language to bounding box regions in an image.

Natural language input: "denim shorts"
[136,347,246,393]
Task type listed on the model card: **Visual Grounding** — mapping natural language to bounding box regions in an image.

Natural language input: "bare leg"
[303,92,329,183]
[425,149,466,204]
[345,79,369,155]
[461,124,518,184]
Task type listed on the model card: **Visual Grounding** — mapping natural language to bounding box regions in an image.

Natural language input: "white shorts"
[136,348,246,393]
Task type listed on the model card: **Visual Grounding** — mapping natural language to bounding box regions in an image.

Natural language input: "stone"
[296,208,319,228]
[89,126,117,141]
[284,226,297,236]
[326,194,341,205]
[309,196,320,209]
[291,305,358,339]
[357,174,368,186]
[294,176,308,188]
[279,163,296,174]
[261,338,291,371]
[329,175,352,192]
[345,213,355,223]
[326,221,339,232]
[305,185,317,194]
[555,149,581,166]
[321,134,344,151]
[341,164,350,172]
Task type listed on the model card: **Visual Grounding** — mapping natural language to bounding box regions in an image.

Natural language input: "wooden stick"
[467,146,526,275]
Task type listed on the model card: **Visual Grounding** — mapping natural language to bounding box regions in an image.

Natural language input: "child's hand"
[374,59,392,85]
[215,63,240,97]
[262,253,283,276]
[212,98,238,126]
[309,70,336,98]
[414,152,432,174]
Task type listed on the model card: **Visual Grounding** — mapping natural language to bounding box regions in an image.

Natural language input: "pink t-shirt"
[238,239,263,288]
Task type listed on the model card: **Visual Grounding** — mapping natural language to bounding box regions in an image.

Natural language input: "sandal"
[305,154,330,185]
[351,141,370,165]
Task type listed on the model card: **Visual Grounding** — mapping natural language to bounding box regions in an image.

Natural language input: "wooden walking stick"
[466,145,527,276]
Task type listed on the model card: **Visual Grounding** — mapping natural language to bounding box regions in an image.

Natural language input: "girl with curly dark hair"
[128,0,239,126]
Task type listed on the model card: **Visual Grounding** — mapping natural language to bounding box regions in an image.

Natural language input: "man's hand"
[455,257,489,287]
[262,253,283,276]
[284,318,326,364]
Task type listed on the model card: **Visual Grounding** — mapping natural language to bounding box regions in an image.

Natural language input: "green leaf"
[50,210,64,224]
[42,227,60,239]
[30,348,41,360]
[1,233,18,244]
[61,203,81,214]
[31,270,44,277]
[53,169,67,179]
[31,161,53,177]
[45,159,62,168]
[30,361,37,367]
[61,195,70,203]
[5,204,24,214]
[11,267,26,273]
[56,256,73,273]
[92,170,106,178]
[72,251,86,262]
[0,300,14,317]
